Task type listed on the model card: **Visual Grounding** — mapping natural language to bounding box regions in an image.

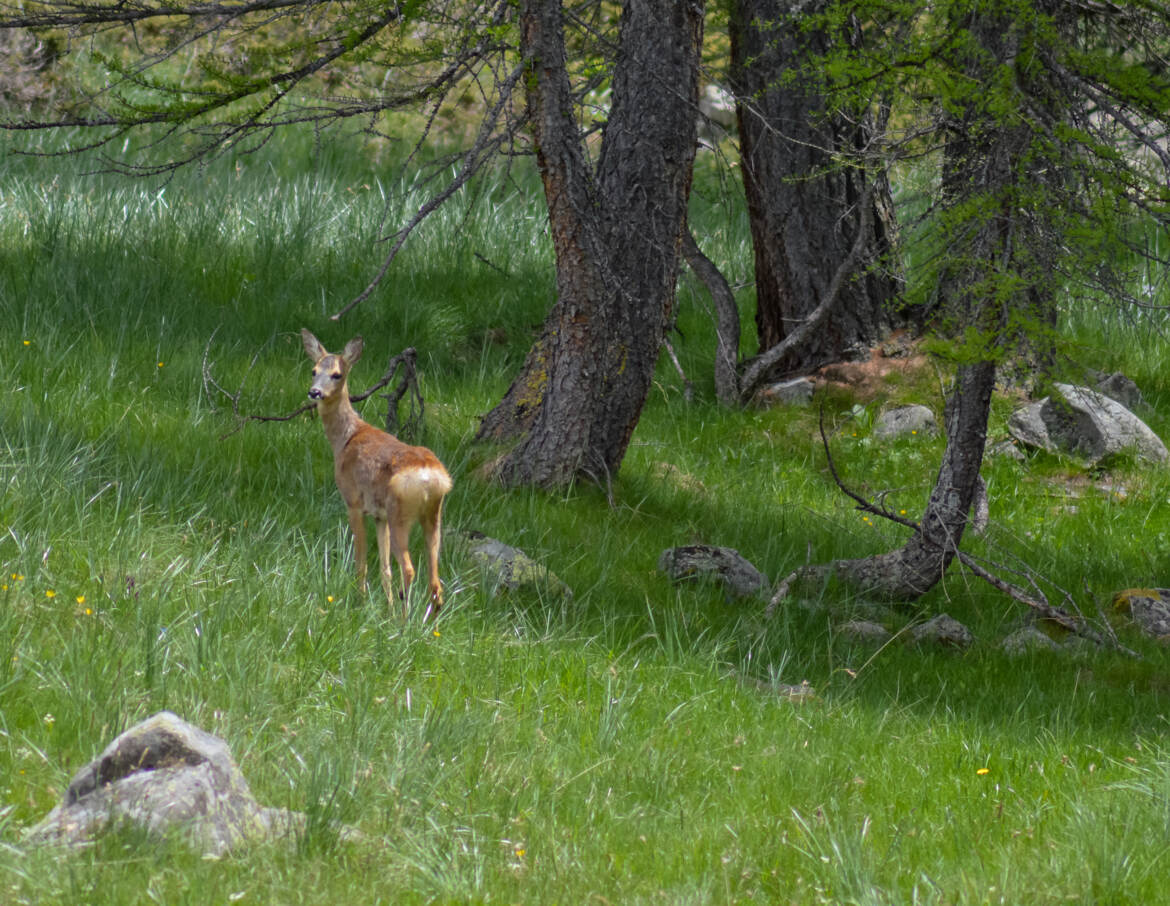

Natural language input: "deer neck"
[315,391,365,456]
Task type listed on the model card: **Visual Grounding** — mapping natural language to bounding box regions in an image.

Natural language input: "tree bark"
[476,0,704,487]
[772,4,1041,604]
[834,360,996,596]
[730,0,901,377]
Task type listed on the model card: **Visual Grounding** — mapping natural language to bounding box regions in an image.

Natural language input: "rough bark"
[476,0,704,487]
[730,0,901,377]
[840,360,995,595]
[770,4,1042,604]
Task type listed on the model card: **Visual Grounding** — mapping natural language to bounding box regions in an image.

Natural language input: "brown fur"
[302,329,453,618]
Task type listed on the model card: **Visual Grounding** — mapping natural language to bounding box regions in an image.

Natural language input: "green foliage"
[799,0,1170,358]
[2,129,1170,902]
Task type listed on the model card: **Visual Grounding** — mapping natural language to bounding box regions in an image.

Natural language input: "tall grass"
[2,130,1170,904]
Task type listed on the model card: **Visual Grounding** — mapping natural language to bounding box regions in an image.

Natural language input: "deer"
[301,329,453,619]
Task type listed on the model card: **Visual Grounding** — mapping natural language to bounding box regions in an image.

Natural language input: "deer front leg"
[347,506,368,592]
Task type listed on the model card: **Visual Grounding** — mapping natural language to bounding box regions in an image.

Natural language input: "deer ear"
[343,336,364,365]
[302,329,326,362]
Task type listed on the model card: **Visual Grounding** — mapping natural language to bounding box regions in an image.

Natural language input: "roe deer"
[302,329,453,618]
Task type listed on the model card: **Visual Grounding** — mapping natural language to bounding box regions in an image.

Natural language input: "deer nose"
[308,388,322,400]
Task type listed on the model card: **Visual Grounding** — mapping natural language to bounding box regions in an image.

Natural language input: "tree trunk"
[476,0,703,487]
[773,5,1041,605]
[831,361,996,597]
[730,0,901,376]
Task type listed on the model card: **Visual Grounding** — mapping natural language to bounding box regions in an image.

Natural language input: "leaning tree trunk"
[831,361,996,596]
[730,0,901,378]
[772,4,1041,605]
[476,0,704,487]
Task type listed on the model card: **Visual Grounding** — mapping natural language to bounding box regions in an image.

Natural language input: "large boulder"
[1008,384,1167,465]
[27,712,306,856]
[658,545,768,601]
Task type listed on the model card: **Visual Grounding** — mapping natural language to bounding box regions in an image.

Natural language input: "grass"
[2,129,1170,904]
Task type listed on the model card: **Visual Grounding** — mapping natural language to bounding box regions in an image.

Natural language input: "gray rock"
[1008,384,1167,465]
[658,545,768,601]
[873,405,937,440]
[988,438,1026,461]
[1095,372,1145,410]
[909,614,975,650]
[464,531,572,598]
[836,620,893,645]
[755,377,814,406]
[27,712,314,856]
[1112,588,1170,640]
[1000,625,1063,655]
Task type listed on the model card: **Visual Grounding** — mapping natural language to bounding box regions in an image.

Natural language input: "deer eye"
[331,371,342,380]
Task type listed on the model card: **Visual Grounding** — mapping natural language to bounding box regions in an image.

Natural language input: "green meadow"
[3,131,1170,904]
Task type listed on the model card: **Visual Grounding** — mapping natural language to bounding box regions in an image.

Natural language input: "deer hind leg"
[347,506,368,592]
[420,500,444,610]
[374,517,397,616]
[390,516,416,621]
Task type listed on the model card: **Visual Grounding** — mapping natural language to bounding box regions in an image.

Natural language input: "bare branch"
[682,228,741,406]
[767,407,1137,654]
[0,0,330,30]
[330,60,527,320]
[202,335,427,439]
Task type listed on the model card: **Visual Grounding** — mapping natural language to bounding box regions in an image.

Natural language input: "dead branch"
[202,333,426,440]
[681,228,740,406]
[737,179,877,403]
[330,60,527,321]
[767,407,1136,655]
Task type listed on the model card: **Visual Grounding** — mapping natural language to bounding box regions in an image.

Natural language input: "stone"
[26,712,318,856]
[836,620,893,645]
[1008,384,1167,466]
[1112,588,1170,640]
[1000,625,1063,655]
[658,545,768,601]
[873,405,937,440]
[464,531,572,598]
[1095,372,1145,410]
[988,438,1026,461]
[755,377,814,406]
[909,613,975,650]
